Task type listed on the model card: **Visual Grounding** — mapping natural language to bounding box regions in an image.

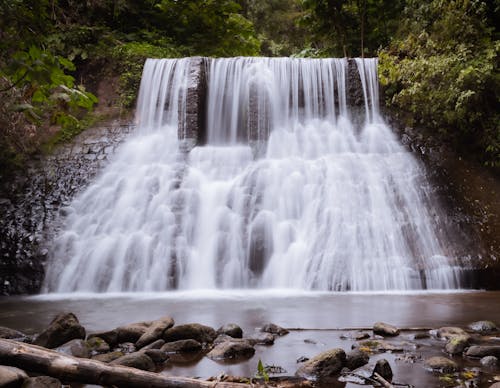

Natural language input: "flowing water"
[44,57,464,292]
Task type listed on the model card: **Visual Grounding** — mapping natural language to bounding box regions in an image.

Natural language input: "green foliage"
[255,359,270,382]
[379,0,499,166]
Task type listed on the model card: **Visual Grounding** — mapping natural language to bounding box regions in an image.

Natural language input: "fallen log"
[0,339,250,387]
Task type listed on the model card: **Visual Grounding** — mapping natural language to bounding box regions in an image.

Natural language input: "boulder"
[412,332,430,340]
[142,349,169,364]
[217,323,243,338]
[161,339,202,353]
[424,356,458,373]
[490,383,500,388]
[206,340,255,360]
[466,345,500,358]
[354,332,370,340]
[345,349,369,370]
[436,327,468,340]
[261,323,289,336]
[88,330,118,347]
[55,339,90,358]
[445,334,470,355]
[86,336,110,354]
[295,349,346,380]
[34,313,85,348]
[248,332,275,346]
[22,376,62,388]
[373,359,393,381]
[359,340,404,353]
[163,323,217,344]
[480,356,498,367]
[373,322,399,337]
[0,366,28,387]
[116,322,151,343]
[135,316,174,349]
[110,352,155,371]
[116,342,136,354]
[469,321,498,333]
[92,351,124,363]
[142,339,165,350]
[0,326,27,340]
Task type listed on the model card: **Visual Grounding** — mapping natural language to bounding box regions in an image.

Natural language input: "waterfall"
[44,57,464,292]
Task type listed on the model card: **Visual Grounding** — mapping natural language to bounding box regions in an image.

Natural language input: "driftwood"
[373,372,394,388]
[0,339,251,387]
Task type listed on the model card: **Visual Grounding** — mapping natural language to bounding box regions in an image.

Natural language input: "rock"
[0,326,26,340]
[161,339,202,353]
[135,316,174,349]
[22,376,62,388]
[373,322,400,337]
[355,332,370,340]
[373,359,393,381]
[436,326,468,340]
[142,349,169,364]
[359,340,404,352]
[248,332,275,345]
[55,339,90,358]
[445,334,470,355]
[142,339,165,350]
[466,345,500,358]
[0,366,28,387]
[217,323,243,338]
[490,383,500,388]
[261,323,289,336]
[295,349,346,380]
[34,313,86,348]
[116,342,136,354]
[86,336,110,354]
[481,356,498,367]
[469,320,498,333]
[163,323,217,344]
[88,330,118,347]
[424,356,458,373]
[110,352,155,371]
[206,340,255,360]
[297,356,309,363]
[92,351,124,363]
[412,332,430,340]
[116,322,151,343]
[345,349,369,370]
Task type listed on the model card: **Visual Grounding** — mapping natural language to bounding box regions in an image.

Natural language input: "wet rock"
[22,376,61,388]
[359,339,404,352]
[207,340,255,360]
[86,336,110,354]
[116,342,136,354]
[355,332,370,340]
[345,349,369,370]
[295,348,346,380]
[0,366,28,387]
[217,323,243,338]
[0,326,27,340]
[136,316,174,348]
[373,322,400,337]
[34,312,86,348]
[445,334,470,355]
[163,323,217,344]
[373,359,393,381]
[142,339,165,350]
[161,339,202,353]
[436,326,468,340]
[412,332,430,340]
[490,383,500,388]
[466,345,500,358]
[248,332,275,345]
[481,356,498,367]
[116,322,150,343]
[55,339,90,358]
[261,323,289,336]
[92,351,124,363]
[142,349,169,363]
[110,352,155,371]
[424,356,458,373]
[469,320,498,333]
[297,356,309,363]
[88,330,118,347]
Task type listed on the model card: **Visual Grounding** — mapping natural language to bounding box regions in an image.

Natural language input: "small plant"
[255,359,269,383]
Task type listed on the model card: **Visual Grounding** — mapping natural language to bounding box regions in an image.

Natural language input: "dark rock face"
[160,339,202,353]
[217,323,243,339]
[0,124,134,295]
[135,316,174,349]
[33,312,86,349]
[345,349,369,370]
[163,323,217,344]
[206,340,255,360]
[347,59,364,107]
[466,345,500,358]
[110,352,155,371]
[373,359,393,381]
[295,348,346,381]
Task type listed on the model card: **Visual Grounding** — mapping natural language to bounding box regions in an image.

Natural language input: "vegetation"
[0,0,498,172]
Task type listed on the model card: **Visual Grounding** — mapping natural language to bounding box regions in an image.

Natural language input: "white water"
[44,57,463,292]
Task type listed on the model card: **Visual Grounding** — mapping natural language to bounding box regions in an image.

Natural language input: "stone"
[436,326,468,340]
[161,339,202,353]
[207,340,255,360]
[22,376,62,388]
[55,339,90,358]
[110,352,155,371]
[373,322,400,337]
[490,383,500,388]
[359,340,404,352]
[0,326,27,340]
[345,349,369,370]
[412,332,430,340]
[466,345,500,358]
[295,349,346,380]
[116,342,136,354]
[88,330,118,347]
[217,323,243,338]
[355,332,370,340]
[92,351,124,363]
[373,359,393,381]
[34,312,86,348]
[163,323,217,344]
[261,323,289,336]
[0,366,28,387]
[135,316,174,349]
[445,334,470,355]
[86,336,110,354]
[142,339,165,350]
[297,356,309,363]
[116,322,151,343]
[424,356,458,373]
[248,332,275,345]
[481,356,498,367]
[142,349,169,363]
[469,320,498,333]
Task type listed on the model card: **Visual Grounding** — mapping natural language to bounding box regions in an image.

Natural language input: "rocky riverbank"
[0,313,499,387]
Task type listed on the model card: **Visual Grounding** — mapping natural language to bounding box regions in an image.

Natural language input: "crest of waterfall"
[44,57,464,293]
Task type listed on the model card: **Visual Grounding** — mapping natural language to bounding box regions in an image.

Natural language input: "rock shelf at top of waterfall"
[43,57,465,293]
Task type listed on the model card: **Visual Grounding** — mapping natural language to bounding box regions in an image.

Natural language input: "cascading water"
[44,57,464,292]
